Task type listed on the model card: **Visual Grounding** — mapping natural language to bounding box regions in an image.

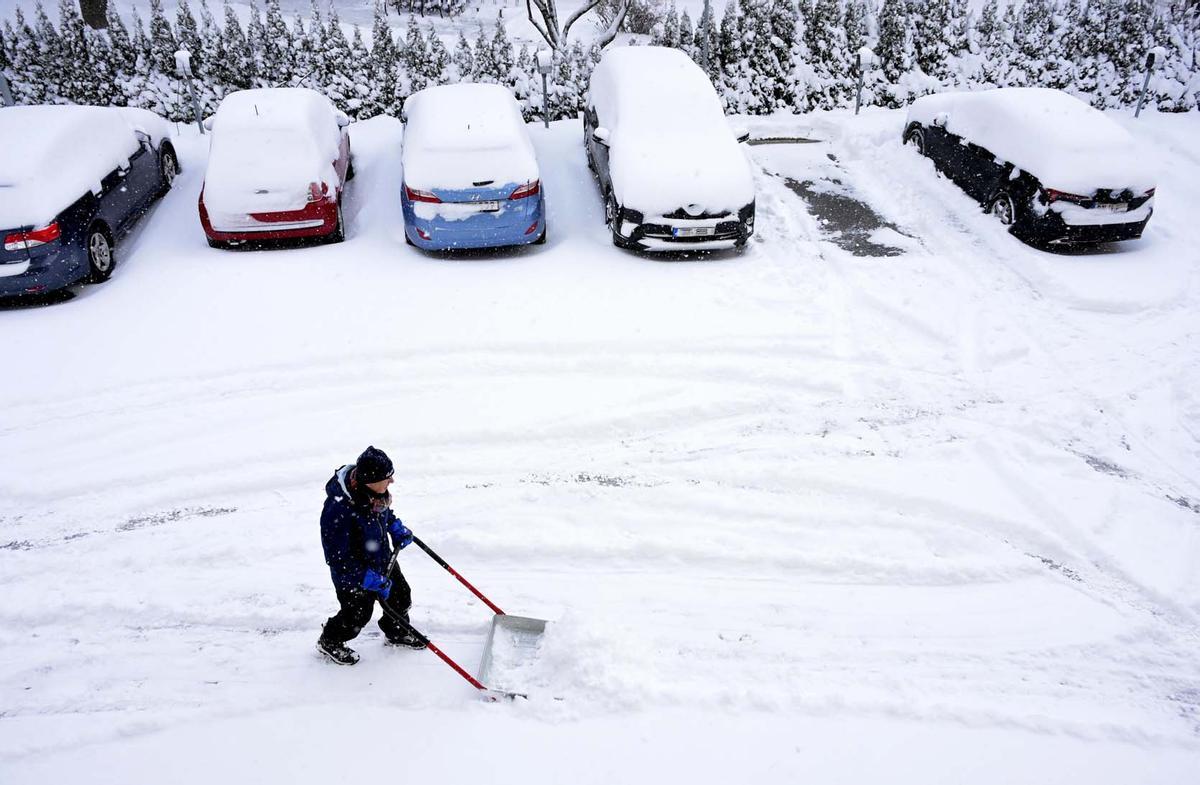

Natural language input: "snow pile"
[204,88,342,215]
[402,83,538,192]
[0,105,140,230]
[906,88,1156,195]
[588,46,755,217]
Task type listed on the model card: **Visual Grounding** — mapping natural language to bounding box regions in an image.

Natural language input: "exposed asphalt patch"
[782,177,907,258]
[747,136,822,146]
[1077,453,1130,478]
[1167,495,1200,514]
[119,505,239,532]
[1026,553,1084,583]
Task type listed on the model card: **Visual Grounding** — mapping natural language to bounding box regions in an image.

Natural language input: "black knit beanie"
[355,446,394,484]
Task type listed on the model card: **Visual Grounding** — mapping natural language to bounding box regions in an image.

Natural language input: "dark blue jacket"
[320,465,400,591]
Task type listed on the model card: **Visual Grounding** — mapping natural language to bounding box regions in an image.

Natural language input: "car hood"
[608,128,755,217]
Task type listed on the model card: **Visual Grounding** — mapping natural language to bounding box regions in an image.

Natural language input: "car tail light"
[509,180,540,200]
[307,182,329,203]
[1144,188,1156,197]
[524,220,539,235]
[404,184,441,203]
[4,222,61,251]
[1043,189,1090,204]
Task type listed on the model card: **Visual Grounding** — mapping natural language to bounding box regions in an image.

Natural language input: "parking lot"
[2,109,1199,782]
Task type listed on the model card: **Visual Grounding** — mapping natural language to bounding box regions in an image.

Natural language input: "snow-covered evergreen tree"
[365,0,397,117]
[718,0,753,113]
[695,0,721,81]
[877,0,913,87]
[808,0,850,107]
[261,0,293,85]
[219,1,255,89]
[452,28,473,81]
[679,9,695,58]
[489,18,515,87]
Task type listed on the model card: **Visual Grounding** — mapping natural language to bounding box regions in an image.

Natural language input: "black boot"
[384,630,427,650]
[317,636,360,665]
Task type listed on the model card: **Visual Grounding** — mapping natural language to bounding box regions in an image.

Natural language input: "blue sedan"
[0,105,178,298]
[401,84,546,251]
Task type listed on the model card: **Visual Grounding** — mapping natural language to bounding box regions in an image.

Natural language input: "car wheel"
[404,230,415,246]
[990,191,1017,227]
[346,156,356,181]
[206,237,226,250]
[534,225,547,245]
[904,126,926,156]
[87,226,115,282]
[160,147,178,191]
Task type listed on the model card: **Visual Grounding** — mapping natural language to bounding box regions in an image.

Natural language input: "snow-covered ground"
[1,107,1199,782]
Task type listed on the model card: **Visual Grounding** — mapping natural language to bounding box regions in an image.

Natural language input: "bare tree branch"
[529,0,626,51]
[591,0,629,49]
[561,0,607,44]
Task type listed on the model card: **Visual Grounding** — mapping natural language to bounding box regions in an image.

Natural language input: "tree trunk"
[79,0,108,29]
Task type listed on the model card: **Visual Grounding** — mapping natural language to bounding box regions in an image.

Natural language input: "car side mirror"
[731,126,751,144]
[336,111,351,128]
[592,127,611,146]
[202,116,215,131]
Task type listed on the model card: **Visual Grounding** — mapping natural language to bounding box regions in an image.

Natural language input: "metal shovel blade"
[477,613,547,698]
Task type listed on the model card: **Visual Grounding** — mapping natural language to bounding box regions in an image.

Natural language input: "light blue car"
[401,84,546,251]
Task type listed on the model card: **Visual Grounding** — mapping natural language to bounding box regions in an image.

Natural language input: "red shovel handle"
[379,595,487,691]
[413,536,506,616]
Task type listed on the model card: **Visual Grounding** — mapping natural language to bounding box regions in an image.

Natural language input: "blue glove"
[389,518,414,550]
[362,568,392,599]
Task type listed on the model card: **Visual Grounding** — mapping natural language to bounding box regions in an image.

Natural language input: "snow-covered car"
[903,88,1156,245]
[0,105,177,298]
[400,83,546,250]
[199,88,352,248]
[584,46,755,252]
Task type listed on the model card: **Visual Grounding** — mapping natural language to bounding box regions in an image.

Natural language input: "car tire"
[904,126,926,156]
[605,192,626,248]
[206,237,226,250]
[534,225,547,245]
[346,156,356,181]
[160,146,178,192]
[86,225,115,283]
[989,190,1018,228]
[404,230,415,246]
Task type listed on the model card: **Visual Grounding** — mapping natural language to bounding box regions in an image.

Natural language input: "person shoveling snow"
[317,446,426,665]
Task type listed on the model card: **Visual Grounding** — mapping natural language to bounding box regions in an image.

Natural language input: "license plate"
[475,200,500,212]
[1097,203,1128,212]
[673,226,714,238]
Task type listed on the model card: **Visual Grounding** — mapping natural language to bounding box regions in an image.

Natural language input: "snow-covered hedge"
[1,0,1196,124]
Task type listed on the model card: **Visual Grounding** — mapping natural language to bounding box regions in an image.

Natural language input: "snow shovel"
[380,535,547,700]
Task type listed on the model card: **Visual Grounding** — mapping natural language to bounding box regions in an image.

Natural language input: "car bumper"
[615,204,754,252]
[0,246,88,297]
[200,197,340,243]
[403,196,544,251]
[1028,201,1153,244]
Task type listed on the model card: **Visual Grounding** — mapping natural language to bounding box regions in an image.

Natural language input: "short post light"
[536,49,554,130]
[1134,47,1168,119]
[855,47,876,116]
[174,49,204,134]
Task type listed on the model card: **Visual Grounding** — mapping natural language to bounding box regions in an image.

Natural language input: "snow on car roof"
[402,83,538,190]
[0,105,141,230]
[907,88,1155,194]
[205,88,342,214]
[588,46,755,217]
